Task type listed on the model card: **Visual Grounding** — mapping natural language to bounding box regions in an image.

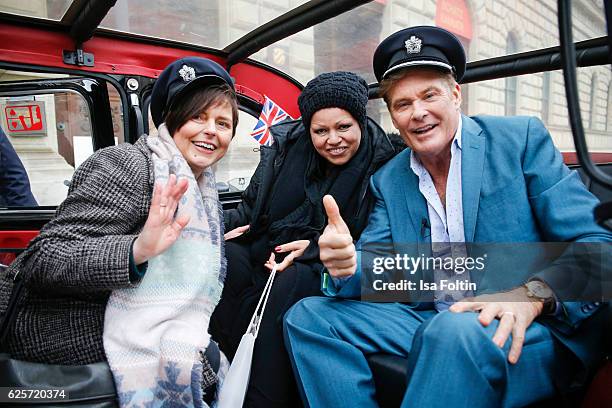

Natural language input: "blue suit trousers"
[284,297,577,408]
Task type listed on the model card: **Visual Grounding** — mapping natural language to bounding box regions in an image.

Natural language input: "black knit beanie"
[298,71,369,131]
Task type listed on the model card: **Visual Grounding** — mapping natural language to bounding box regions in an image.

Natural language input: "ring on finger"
[501,311,516,322]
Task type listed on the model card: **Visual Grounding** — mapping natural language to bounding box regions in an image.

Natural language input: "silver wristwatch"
[524,280,556,314]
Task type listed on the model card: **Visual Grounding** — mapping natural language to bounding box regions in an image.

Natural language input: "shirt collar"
[455,115,463,150]
[410,115,462,177]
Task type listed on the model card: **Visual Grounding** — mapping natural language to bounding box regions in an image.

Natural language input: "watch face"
[527,281,553,298]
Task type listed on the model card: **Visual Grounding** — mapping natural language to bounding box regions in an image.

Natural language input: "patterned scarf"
[103,124,227,407]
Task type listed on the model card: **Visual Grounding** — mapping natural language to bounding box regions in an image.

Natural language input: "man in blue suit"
[283,26,611,407]
[0,127,37,207]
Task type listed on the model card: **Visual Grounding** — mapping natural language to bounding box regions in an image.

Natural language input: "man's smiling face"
[386,69,461,162]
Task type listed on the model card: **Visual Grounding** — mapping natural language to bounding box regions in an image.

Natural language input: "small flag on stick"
[250,96,292,146]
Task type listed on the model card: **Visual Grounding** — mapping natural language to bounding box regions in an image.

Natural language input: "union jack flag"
[250,95,291,146]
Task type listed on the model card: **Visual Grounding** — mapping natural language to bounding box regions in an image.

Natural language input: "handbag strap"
[0,266,24,348]
[246,264,277,339]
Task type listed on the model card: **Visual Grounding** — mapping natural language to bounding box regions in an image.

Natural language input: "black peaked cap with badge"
[151,56,235,128]
[373,26,466,83]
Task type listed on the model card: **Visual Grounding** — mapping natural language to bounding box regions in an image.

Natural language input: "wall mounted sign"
[3,101,47,136]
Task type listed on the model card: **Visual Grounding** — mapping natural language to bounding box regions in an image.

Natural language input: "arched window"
[505,33,518,116]
[588,74,597,129]
[541,71,551,124]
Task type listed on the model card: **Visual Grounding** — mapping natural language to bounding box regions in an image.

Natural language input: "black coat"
[211,117,399,380]
[224,117,397,254]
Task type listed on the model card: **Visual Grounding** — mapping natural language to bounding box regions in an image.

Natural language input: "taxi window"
[213,110,260,193]
[0,71,124,207]
[108,83,125,145]
[0,90,93,206]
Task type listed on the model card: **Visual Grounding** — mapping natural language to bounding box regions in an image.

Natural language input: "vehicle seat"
[367,353,408,407]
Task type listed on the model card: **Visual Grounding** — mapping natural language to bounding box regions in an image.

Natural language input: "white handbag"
[216,265,277,408]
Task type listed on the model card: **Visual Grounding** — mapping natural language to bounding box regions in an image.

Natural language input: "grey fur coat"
[0,137,153,364]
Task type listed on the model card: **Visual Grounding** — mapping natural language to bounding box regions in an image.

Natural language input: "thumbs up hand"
[318,195,357,278]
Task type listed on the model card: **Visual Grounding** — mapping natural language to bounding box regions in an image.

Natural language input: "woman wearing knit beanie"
[210,71,397,407]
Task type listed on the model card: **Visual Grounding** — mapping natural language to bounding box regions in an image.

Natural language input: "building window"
[541,71,551,124]
[588,74,597,129]
[505,33,518,116]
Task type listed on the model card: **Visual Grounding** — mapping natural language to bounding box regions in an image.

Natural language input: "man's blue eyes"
[397,94,437,107]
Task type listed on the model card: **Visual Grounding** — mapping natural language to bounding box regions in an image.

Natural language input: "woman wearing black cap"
[0,56,238,406]
[209,71,397,407]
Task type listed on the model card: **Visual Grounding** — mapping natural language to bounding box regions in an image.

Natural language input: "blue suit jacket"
[326,115,611,369]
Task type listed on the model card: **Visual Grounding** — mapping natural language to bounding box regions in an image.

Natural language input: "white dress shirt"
[409,117,473,310]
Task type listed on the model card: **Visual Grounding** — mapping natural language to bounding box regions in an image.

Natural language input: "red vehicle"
[0,0,610,406]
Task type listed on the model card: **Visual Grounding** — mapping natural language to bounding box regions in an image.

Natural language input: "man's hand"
[264,240,310,272]
[133,174,190,264]
[224,225,249,241]
[318,195,357,278]
[449,287,544,364]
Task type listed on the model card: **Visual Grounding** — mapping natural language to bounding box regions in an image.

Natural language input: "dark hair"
[164,83,239,136]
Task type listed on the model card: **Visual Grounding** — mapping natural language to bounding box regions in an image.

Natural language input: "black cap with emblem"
[150,56,234,128]
[373,26,466,83]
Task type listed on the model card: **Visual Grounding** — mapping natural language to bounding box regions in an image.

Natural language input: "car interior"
[0,0,610,406]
